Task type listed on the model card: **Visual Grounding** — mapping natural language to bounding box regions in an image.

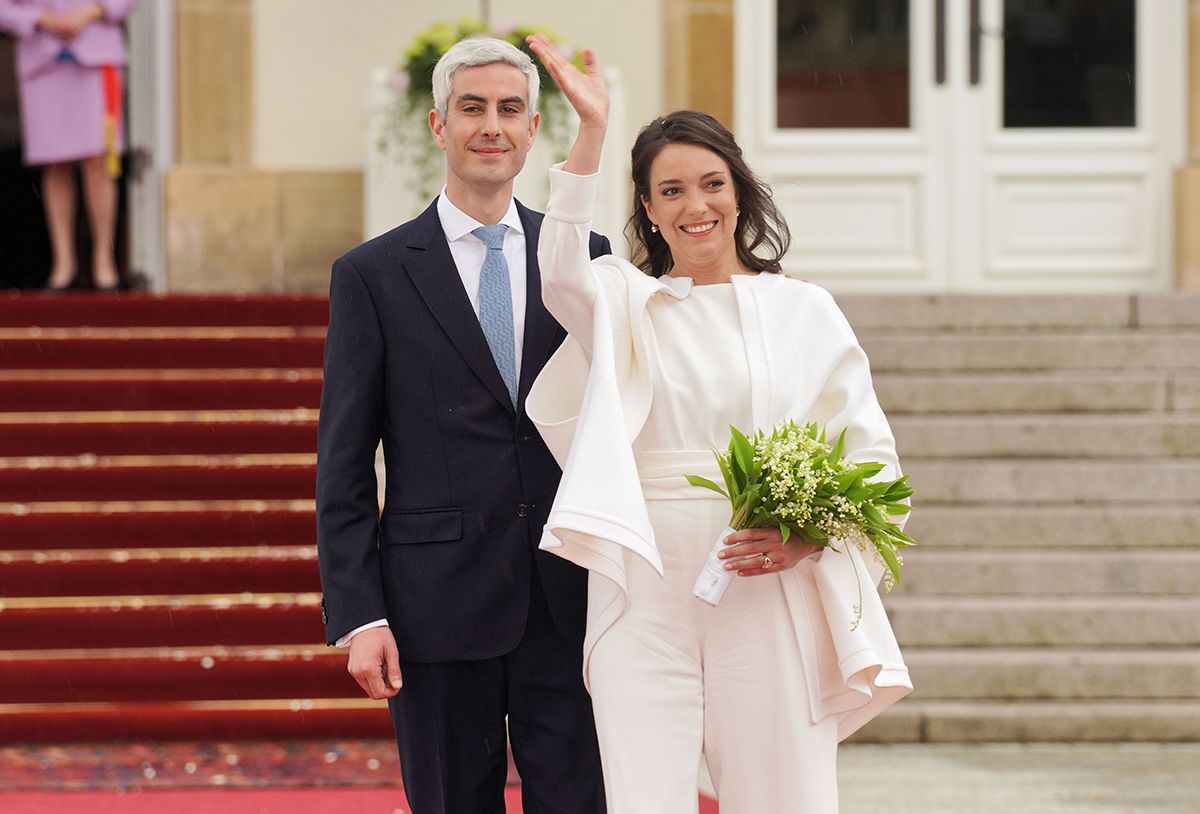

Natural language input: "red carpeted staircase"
[0,292,393,743]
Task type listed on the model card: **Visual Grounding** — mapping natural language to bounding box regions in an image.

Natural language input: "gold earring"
[736,207,741,217]
[650,224,659,233]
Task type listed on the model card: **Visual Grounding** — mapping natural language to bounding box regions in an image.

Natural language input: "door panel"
[960,0,1177,291]
[776,0,912,128]
[738,0,1184,293]
[739,0,948,290]
[1002,0,1135,129]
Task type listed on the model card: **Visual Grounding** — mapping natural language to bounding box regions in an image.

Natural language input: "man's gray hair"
[432,37,540,119]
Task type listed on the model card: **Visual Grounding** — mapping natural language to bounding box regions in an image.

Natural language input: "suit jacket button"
[516,504,530,518]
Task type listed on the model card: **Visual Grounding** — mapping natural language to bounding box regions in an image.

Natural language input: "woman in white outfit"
[525,36,912,813]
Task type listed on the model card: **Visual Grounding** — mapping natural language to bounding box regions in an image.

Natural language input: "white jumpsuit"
[528,165,912,814]
[585,281,839,813]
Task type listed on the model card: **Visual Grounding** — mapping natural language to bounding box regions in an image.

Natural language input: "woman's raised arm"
[526,33,608,175]
[526,34,616,348]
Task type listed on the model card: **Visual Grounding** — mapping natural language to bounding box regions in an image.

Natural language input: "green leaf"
[829,428,847,464]
[715,450,737,497]
[830,470,860,492]
[855,462,886,479]
[685,474,727,497]
[803,524,828,541]
[876,542,902,585]
[860,503,885,525]
[844,485,870,502]
[730,425,755,482]
[779,522,792,544]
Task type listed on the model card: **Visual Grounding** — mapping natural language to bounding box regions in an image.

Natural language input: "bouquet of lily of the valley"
[687,420,915,625]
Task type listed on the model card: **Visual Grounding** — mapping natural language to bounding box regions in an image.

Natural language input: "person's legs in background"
[80,154,119,289]
[40,161,77,289]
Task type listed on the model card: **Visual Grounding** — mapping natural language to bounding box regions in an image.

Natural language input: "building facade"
[33,0,1200,292]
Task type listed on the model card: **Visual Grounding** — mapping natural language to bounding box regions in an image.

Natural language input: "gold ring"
[762,554,774,569]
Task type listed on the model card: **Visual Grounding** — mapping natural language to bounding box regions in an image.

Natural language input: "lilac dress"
[0,0,137,166]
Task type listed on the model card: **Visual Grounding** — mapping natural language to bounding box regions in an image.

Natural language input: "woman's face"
[641,143,740,275]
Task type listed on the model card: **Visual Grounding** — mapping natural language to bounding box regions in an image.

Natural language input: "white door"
[735,0,1185,293]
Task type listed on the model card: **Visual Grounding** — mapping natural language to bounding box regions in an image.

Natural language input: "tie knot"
[472,224,508,250]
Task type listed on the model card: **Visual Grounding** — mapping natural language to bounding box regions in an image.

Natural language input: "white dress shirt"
[336,189,529,649]
[436,187,528,372]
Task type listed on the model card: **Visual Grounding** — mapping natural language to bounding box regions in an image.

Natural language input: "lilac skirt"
[18,59,125,166]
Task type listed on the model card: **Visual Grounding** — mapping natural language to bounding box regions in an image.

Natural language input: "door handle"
[969,0,981,86]
[935,0,946,85]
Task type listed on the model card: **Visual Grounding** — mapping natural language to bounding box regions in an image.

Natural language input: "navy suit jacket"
[316,197,612,662]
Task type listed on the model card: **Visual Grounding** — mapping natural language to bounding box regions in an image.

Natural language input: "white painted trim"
[126,0,175,292]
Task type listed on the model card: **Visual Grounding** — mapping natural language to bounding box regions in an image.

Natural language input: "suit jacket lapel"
[517,202,562,412]
[402,199,515,413]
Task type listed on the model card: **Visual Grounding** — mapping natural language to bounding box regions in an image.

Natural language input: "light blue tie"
[472,224,518,405]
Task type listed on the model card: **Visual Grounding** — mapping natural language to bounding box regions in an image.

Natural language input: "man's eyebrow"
[455,94,527,108]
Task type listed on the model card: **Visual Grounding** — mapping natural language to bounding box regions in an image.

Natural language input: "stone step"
[855,701,1200,743]
[908,459,1200,504]
[902,647,1200,700]
[0,546,321,597]
[0,291,329,328]
[0,594,325,649]
[0,645,351,702]
[885,596,1200,647]
[0,698,391,743]
[859,332,1200,373]
[1178,377,1200,410]
[903,505,1200,549]
[892,414,1200,457]
[894,550,1200,596]
[873,371,1195,414]
[838,294,1136,331]
[838,293,1200,332]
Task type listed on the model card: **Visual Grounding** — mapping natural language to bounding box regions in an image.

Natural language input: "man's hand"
[347,626,403,699]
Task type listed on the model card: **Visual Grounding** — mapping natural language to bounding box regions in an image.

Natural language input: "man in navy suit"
[316,37,607,813]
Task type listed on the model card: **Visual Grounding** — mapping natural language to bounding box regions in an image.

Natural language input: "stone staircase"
[839,294,1200,742]
[1,291,1197,746]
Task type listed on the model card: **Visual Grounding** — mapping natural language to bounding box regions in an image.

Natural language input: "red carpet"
[0,293,723,811]
[0,790,720,813]
[0,293,385,742]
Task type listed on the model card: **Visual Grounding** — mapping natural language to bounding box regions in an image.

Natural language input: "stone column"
[1175,1,1200,290]
[167,0,361,292]
[664,0,735,128]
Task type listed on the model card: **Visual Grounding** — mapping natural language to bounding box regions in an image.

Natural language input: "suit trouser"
[388,566,605,814]
[587,484,839,814]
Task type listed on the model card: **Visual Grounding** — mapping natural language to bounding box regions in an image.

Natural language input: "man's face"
[430,62,539,195]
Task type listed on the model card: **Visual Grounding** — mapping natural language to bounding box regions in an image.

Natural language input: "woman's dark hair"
[625,110,791,278]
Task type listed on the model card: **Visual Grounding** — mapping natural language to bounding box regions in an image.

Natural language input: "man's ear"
[525,110,540,152]
[429,109,447,150]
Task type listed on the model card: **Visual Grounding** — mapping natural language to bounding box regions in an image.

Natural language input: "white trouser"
[587,452,838,813]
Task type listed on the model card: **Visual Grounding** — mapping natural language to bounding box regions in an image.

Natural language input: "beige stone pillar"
[664,0,735,129]
[176,0,252,164]
[167,0,362,292]
[1175,1,1200,290]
